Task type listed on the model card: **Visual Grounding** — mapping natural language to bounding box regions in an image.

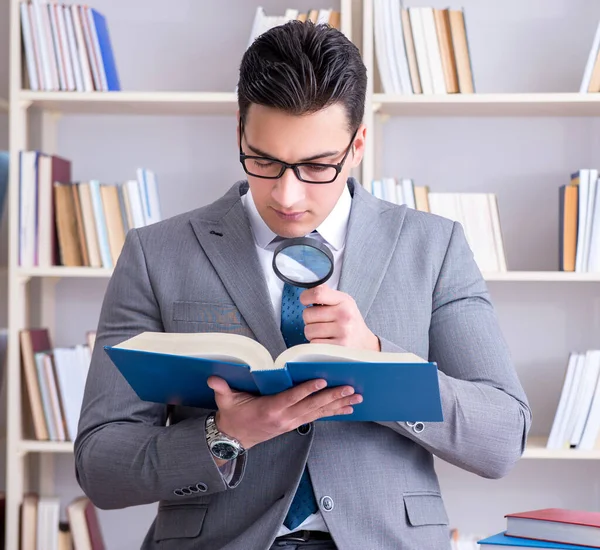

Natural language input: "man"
[75,20,531,550]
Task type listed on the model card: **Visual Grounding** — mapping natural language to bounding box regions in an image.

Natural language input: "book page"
[274,342,427,369]
[113,331,277,371]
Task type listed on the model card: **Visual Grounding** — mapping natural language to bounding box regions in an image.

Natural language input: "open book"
[104,332,443,422]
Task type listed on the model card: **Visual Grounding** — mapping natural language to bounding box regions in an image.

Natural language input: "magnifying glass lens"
[272,237,334,288]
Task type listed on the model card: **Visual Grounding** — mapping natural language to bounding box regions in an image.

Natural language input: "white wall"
[380,0,600,540]
[3,0,600,546]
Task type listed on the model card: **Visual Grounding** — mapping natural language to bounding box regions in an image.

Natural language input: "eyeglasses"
[239,122,358,184]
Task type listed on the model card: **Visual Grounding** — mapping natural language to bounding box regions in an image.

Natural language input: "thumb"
[207,376,235,407]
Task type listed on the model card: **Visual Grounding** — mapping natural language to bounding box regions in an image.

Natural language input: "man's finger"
[207,376,233,396]
[304,321,341,342]
[271,379,328,410]
[300,284,344,307]
[303,304,339,325]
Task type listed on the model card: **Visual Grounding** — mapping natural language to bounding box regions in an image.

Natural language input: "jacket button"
[173,489,185,496]
[297,423,312,435]
[320,496,334,512]
[413,422,425,433]
[196,482,208,492]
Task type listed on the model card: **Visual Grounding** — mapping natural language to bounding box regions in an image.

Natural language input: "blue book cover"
[90,8,121,91]
[104,331,443,422]
[478,532,596,549]
[0,151,8,222]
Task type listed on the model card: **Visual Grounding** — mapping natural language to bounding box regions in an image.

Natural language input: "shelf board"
[17,267,113,279]
[373,93,600,117]
[11,268,600,282]
[523,437,600,459]
[482,271,600,282]
[19,90,239,116]
[18,440,74,455]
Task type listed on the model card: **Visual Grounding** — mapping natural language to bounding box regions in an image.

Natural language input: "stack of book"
[559,169,600,272]
[246,6,341,49]
[21,494,105,550]
[18,151,161,269]
[374,1,474,95]
[20,0,120,92]
[546,350,600,451]
[479,508,600,548]
[20,328,95,442]
[370,178,507,273]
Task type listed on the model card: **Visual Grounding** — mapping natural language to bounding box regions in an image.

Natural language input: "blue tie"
[281,282,318,530]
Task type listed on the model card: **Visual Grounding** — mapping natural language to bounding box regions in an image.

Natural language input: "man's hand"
[300,284,381,351]
[206,377,362,450]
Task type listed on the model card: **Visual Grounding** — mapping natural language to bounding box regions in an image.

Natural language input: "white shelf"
[18,440,74,455]
[12,267,600,282]
[373,93,600,117]
[522,437,600,459]
[18,90,239,116]
[482,271,600,282]
[16,266,113,279]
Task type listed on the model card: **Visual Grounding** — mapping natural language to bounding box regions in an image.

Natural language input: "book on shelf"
[246,6,341,50]
[370,178,507,273]
[559,169,600,273]
[20,1,120,92]
[20,328,95,442]
[374,2,474,95]
[104,331,444,422]
[18,151,161,269]
[580,18,600,93]
[0,151,7,225]
[546,350,600,451]
[21,494,105,550]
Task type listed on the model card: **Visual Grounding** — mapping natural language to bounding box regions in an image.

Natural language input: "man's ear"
[351,124,367,167]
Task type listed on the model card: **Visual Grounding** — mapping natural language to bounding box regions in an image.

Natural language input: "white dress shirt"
[224,184,352,535]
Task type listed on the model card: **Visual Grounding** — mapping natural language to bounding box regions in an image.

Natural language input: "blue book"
[90,8,121,91]
[0,151,7,222]
[478,532,597,549]
[104,331,443,422]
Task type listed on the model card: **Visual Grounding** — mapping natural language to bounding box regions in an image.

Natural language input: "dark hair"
[238,21,367,133]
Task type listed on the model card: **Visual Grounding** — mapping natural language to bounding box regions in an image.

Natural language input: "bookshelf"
[6,0,600,547]
[373,92,600,117]
[5,1,357,549]
[18,90,240,116]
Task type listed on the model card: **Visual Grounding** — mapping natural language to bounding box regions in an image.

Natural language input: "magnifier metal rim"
[272,236,334,289]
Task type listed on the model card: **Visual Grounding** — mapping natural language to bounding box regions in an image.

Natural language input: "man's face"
[239,103,366,238]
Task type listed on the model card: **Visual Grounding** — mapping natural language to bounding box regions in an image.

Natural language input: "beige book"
[587,50,600,92]
[72,182,90,266]
[401,8,422,94]
[448,9,474,93]
[21,494,39,550]
[100,184,126,265]
[54,182,84,266]
[328,10,341,30]
[434,9,459,93]
[78,182,102,267]
[414,185,430,212]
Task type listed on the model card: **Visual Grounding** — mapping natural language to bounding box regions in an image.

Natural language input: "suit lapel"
[339,180,407,319]
[190,183,287,360]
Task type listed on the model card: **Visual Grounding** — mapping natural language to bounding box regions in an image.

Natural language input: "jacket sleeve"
[74,229,246,510]
[376,221,532,480]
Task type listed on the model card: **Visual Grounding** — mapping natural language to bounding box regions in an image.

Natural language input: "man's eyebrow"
[246,142,341,163]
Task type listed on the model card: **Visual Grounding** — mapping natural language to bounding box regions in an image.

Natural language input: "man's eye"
[253,160,274,168]
[305,164,328,173]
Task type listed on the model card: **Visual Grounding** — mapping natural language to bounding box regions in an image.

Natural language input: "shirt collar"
[242,183,352,251]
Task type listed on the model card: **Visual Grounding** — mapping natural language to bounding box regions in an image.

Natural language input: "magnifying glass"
[272,236,334,288]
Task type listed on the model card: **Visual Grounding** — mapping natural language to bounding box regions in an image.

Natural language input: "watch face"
[212,440,238,460]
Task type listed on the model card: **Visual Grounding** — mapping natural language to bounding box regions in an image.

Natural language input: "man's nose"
[272,168,305,208]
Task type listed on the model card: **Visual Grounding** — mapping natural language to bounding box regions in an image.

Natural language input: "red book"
[505,508,600,548]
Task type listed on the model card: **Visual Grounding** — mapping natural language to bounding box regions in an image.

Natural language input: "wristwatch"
[205,412,246,461]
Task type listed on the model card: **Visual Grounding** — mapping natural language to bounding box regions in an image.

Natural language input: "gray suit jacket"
[75,178,532,550]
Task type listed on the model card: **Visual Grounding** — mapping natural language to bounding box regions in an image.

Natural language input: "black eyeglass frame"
[238,122,358,184]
